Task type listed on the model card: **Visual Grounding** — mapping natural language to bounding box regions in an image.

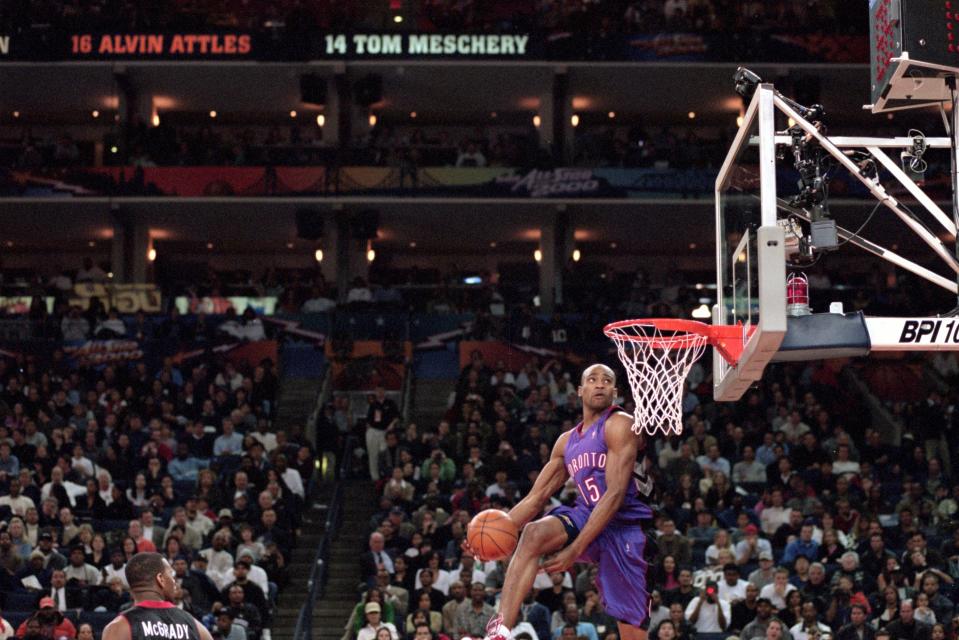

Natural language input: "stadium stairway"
[272,488,331,640]
[311,481,377,640]
[271,370,329,640]
[409,378,456,429]
[273,376,324,435]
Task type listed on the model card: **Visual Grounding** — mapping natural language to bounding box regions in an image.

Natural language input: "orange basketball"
[467,509,518,561]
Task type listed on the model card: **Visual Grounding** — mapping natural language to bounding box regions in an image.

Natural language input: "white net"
[605,321,709,437]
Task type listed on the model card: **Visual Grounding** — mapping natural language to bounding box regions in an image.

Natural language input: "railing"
[400,359,414,424]
[292,477,345,640]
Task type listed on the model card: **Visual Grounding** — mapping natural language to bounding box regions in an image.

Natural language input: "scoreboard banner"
[0,30,866,63]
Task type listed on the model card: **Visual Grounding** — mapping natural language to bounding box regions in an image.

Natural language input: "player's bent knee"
[518,517,566,553]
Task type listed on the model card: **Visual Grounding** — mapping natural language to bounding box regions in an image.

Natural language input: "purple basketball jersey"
[548,405,655,626]
[564,405,654,522]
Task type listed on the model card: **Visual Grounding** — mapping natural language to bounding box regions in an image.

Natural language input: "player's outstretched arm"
[544,412,638,573]
[508,431,571,529]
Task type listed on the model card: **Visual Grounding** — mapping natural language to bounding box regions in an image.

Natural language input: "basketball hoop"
[604,318,734,437]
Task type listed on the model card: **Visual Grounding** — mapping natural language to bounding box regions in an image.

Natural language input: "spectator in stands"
[16,597,76,638]
[917,574,953,623]
[0,480,36,517]
[737,525,773,566]
[719,563,750,603]
[685,580,731,633]
[201,533,235,591]
[836,604,873,640]
[300,286,336,313]
[760,488,790,536]
[347,278,373,306]
[412,568,446,613]
[213,610,246,640]
[760,568,797,610]
[60,308,90,342]
[222,584,262,640]
[455,143,486,168]
[74,259,106,284]
[169,443,207,482]
[366,387,400,481]
[697,444,731,478]
[730,583,760,633]
[782,522,820,565]
[705,529,735,566]
[454,582,496,639]
[515,589,550,640]
[657,519,692,566]
[733,446,767,484]
[741,597,787,640]
[63,546,99,586]
[361,532,394,587]
[789,601,831,640]
[885,600,931,640]
[664,567,697,608]
[441,580,465,635]
[214,419,244,457]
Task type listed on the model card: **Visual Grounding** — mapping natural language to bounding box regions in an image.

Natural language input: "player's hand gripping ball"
[466,509,518,561]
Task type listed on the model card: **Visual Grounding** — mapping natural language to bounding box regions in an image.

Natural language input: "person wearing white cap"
[749,551,777,591]
[357,602,398,640]
[236,550,269,597]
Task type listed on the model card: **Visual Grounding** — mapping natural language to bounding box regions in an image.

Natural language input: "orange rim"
[603,318,712,350]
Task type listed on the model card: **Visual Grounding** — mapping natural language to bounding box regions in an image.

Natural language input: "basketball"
[467,509,519,561]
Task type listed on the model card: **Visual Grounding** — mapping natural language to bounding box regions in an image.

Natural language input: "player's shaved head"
[125,552,165,590]
[580,364,616,384]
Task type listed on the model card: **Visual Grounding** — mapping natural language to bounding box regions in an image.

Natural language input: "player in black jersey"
[102,552,214,640]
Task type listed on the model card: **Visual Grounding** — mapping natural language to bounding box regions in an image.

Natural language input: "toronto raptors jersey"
[564,405,654,521]
[121,601,202,640]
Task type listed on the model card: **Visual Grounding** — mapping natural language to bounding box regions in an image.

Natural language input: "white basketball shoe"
[484,614,511,640]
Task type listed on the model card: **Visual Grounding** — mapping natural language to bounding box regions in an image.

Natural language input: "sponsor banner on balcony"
[13,166,722,199]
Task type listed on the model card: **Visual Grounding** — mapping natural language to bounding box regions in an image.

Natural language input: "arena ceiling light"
[570,114,580,127]
[209,110,217,119]
[314,248,324,262]
[91,110,100,119]
[572,248,582,262]
[147,248,157,262]
[368,113,377,127]
[290,110,297,118]
[691,304,711,319]
[316,114,325,127]
[534,248,543,263]
[366,240,376,263]
[532,114,541,128]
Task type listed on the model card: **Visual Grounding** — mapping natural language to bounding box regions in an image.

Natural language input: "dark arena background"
[1,2,959,640]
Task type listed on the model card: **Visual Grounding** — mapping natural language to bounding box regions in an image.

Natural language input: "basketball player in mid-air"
[478,363,655,640]
[102,552,213,640]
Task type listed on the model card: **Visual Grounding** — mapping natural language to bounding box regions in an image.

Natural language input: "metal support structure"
[778,198,959,294]
[867,147,956,235]
[774,95,959,278]
[951,83,959,306]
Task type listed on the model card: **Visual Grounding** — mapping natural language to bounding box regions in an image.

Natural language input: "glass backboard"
[713,84,787,401]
